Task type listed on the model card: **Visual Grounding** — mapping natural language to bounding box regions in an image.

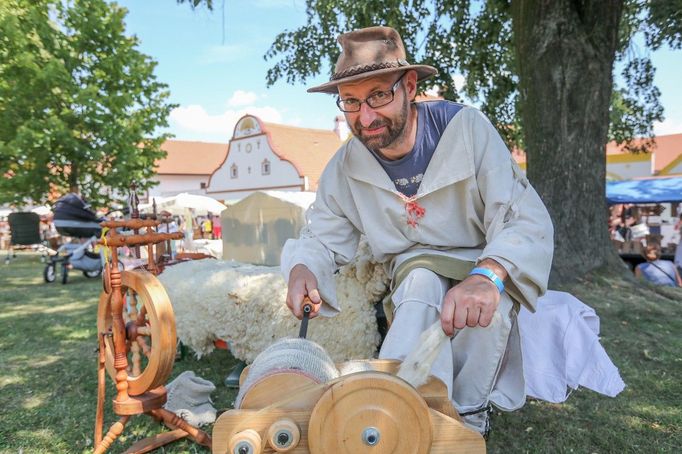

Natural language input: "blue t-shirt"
[370,100,464,197]
[637,260,678,287]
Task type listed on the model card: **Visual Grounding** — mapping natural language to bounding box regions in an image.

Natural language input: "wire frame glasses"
[336,72,406,113]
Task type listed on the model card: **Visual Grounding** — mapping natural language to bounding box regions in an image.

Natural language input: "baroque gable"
[206,115,305,199]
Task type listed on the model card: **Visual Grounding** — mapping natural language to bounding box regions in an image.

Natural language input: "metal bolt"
[276,430,292,447]
[362,427,380,446]
[235,442,252,454]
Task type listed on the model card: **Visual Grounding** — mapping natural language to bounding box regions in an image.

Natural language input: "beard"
[351,96,409,153]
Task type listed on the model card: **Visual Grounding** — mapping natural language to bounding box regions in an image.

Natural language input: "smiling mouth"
[362,125,387,136]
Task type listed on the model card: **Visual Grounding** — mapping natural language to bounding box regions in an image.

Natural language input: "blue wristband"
[469,267,505,293]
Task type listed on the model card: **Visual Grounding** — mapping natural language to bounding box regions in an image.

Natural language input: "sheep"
[157,239,389,363]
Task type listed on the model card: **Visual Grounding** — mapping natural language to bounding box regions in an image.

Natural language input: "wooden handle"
[98,231,184,247]
[101,219,161,229]
[302,296,315,313]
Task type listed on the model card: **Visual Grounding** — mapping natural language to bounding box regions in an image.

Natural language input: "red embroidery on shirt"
[396,192,426,228]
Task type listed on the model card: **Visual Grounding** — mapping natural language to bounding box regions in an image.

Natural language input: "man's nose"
[358,102,377,128]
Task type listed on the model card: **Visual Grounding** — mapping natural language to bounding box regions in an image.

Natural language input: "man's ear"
[406,70,418,101]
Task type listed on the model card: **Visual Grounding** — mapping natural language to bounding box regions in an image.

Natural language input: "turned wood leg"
[150,408,212,448]
[94,416,130,454]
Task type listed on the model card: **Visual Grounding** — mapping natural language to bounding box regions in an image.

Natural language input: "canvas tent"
[606,176,682,204]
[139,193,227,216]
[221,191,316,265]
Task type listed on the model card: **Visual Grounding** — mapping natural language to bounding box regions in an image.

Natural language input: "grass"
[1,252,680,453]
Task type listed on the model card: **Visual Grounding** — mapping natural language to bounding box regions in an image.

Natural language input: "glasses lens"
[366,90,394,109]
[337,98,360,112]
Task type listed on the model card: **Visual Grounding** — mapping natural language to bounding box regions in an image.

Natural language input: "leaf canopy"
[0,0,176,209]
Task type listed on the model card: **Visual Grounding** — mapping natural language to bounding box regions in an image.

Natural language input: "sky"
[112,0,682,144]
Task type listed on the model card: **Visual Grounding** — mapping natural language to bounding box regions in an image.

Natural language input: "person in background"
[635,243,682,287]
[203,214,213,240]
[212,215,221,240]
[674,213,682,274]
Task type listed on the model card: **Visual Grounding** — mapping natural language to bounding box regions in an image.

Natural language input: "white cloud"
[197,44,247,64]
[451,74,466,92]
[228,90,259,107]
[424,86,441,98]
[169,104,284,140]
[653,117,682,136]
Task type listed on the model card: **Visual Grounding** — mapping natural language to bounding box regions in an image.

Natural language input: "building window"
[230,164,238,179]
[262,159,271,175]
[200,182,207,189]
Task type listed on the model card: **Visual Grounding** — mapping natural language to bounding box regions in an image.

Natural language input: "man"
[281,26,553,435]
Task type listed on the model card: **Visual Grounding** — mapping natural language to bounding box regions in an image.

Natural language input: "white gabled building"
[205,115,342,202]
[149,140,227,199]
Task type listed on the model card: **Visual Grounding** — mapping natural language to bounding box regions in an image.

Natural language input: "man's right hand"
[286,264,322,319]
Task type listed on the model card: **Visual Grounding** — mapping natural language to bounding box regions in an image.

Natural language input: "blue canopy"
[606,176,682,204]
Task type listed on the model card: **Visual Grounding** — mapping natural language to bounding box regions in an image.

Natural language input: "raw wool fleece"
[157,239,389,363]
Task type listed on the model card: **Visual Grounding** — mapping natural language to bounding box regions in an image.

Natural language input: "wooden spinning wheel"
[93,212,211,454]
[97,270,176,396]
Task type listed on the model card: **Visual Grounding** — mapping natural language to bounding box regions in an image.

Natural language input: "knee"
[401,268,442,288]
[392,268,449,309]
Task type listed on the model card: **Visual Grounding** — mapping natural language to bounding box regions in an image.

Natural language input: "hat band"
[331,59,410,81]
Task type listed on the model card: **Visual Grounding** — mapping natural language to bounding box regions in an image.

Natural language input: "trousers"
[378,268,525,414]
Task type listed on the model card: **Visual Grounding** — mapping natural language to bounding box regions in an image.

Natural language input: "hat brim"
[307,65,438,94]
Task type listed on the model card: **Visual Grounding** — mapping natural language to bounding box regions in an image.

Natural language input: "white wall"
[148,174,209,198]
[664,161,682,175]
[606,160,651,180]
[207,135,304,197]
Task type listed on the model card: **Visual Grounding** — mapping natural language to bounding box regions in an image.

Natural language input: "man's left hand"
[441,274,501,336]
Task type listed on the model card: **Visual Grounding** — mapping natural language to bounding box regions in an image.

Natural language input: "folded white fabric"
[518,290,626,403]
[164,370,217,427]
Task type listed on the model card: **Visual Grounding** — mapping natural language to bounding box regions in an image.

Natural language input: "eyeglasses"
[336,72,406,113]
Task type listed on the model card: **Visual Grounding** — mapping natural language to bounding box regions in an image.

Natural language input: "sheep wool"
[157,239,389,363]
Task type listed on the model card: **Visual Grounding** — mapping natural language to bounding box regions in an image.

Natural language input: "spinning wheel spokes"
[124,290,153,377]
[97,270,176,396]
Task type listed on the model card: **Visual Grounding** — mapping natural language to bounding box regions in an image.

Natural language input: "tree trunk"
[69,163,79,195]
[511,0,626,284]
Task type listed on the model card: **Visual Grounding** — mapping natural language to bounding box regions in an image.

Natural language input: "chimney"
[333,115,350,141]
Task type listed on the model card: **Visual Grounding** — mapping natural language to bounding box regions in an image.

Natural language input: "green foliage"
[0,0,176,209]
[646,0,682,50]
[263,0,676,152]
[177,0,214,10]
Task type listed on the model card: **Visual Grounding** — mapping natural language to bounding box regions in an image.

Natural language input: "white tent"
[31,205,52,216]
[139,193,227,216]
[221,191,316,265]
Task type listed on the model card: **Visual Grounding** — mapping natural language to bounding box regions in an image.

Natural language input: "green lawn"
[1,253,680,453]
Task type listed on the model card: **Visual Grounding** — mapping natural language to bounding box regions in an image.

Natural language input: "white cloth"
[164,371,217,427]
[518,290,625,403]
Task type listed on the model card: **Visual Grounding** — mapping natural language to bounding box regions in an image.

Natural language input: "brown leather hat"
[308,26,438,94]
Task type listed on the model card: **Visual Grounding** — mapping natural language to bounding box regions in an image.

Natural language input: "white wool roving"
[396,320,449,389]
[157,239,389,363]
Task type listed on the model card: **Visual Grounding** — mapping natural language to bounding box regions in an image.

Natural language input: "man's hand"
[286,264,322,319]
[441,261,506,336]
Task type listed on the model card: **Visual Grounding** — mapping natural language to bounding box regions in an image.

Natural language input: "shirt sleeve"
[464,108,554,311]
[280,155,362,315]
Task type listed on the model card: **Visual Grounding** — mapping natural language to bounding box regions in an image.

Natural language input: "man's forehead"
[337,73,397,96]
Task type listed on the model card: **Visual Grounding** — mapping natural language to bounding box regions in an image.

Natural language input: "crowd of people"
[608,203,682,287]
